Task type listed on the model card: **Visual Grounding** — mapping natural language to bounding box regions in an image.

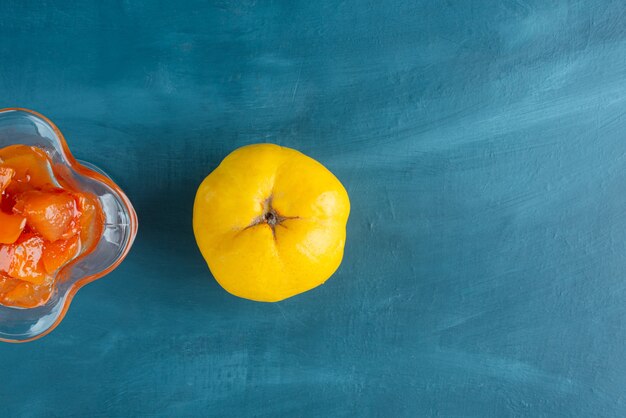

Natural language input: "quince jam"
[0,145,103,308]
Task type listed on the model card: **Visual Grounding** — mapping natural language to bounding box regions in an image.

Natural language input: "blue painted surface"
[1,1,626,416]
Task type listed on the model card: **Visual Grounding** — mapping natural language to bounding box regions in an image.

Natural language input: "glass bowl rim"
[0,107,138,343]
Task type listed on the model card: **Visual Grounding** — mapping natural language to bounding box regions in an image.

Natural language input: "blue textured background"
[1,1,626,416]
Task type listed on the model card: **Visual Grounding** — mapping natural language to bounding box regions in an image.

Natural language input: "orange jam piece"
[0,212,26,244]
[14,189,80,242]
[0,145,104,308]
[0,145,56,190]
[75,193,100,247]
[0,274,53,309]
[42,234,81,275]
[3,233,47,285]
[0,167,14,192]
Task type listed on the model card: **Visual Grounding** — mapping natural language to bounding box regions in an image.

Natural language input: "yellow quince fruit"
[193,143,350,302]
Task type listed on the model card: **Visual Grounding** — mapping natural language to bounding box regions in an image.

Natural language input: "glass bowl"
[0,108,138,343]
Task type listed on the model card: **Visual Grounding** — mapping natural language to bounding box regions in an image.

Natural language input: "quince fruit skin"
[193,143,350,302]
